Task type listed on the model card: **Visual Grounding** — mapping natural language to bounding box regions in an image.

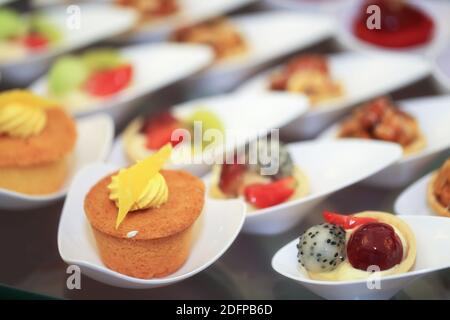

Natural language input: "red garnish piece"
[244,177,296,209]
[218,161,246,197]
[347,222,403,271]
[323,211,378,230]
[23,33,49,50]
[141,112,184,150]
[85,64,133,97]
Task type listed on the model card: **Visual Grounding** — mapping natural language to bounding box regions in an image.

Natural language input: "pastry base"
[427,173,450,217]
[403,132,426,156]
[0,158,68,195]
[92,224,194,279]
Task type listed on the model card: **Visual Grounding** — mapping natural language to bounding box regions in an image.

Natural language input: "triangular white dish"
[0,113,114,210]
[272,215,450,300]
[58,163,246,289]
[320,95,450,188]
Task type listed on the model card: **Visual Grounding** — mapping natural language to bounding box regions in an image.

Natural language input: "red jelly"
[353,0,434,48]
[347,222,403,271]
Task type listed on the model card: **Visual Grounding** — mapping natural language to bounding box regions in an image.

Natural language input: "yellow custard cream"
[107,144,172,228]
[0,90,55,138]
[108,172,168,212]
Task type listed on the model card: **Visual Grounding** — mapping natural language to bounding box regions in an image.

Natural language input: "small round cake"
[84,169,205,279]
[0,92,77,195]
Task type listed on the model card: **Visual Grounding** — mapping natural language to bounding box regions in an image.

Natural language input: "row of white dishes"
[2,2,449,97]
[58,124,450,298]
[2,0,450,299]
[53,60,450,296]
[0,0,260,85]
[5,87,450,211]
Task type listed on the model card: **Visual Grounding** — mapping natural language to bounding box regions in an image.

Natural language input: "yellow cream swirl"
[108,171,168,212]
[0,90,55,138]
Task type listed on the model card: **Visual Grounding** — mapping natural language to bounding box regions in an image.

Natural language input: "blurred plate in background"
[30,43,214,124]
[0,3,137,85]
[239,52,430,139]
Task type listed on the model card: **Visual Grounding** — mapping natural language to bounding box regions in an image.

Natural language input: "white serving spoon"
[203,140,402,234]
[58,162,246,289]
[238,51,430,139]
[0,113,114,210]
[108,92,309,177]
[395,171,444,217]
[31,43,214,124]
[272,215,450,300]
[320,95,450,188]
[187,11,335,95]
[121,0,260,42]
[0,3,137,85]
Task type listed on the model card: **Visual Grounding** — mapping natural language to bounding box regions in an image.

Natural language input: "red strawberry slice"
[146,121,184,150]
[323,211,378,230]
[85,64,133,97]
[244,177,296,209]
[218,162,246,197]
[23,33,49,50]
[142,112,184,150]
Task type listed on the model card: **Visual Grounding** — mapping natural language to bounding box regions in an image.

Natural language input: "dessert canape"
[123,108,224,163]
[0,8,61,63]
[353,0,434,49]
[427,158,450,217]
[171,17,247,61]
[297,211,416,281]
[116,0,178,24]
[338,97,425,155]
[84,144,205,279]
[46,49,133,112]
[269,54,343,105]
[209,139,309,210]
[0,90,77,195]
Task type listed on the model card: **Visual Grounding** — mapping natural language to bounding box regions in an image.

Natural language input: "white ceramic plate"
[238,51,430,139]
[395,172,441,217]
[108,92,309,176]
[58,162,246,289]
[272,215,450,300]
[433,42,450,93]
[0,113,114,210]
[0,3,137,84]
[31,43,214,123]
[188,11,335,95]
[204,140,402,234]
[124,0,260,42]
[320,95,450,188]
[335,0,450,56]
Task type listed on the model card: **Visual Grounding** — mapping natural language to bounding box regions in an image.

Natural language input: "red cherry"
[347,222,403,271]
[85,64,133,97]
[244,177,296,209]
